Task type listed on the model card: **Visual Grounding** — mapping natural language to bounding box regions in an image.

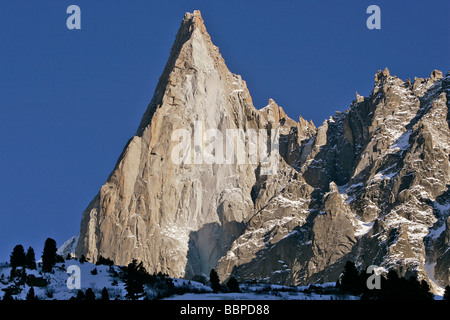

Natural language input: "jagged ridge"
[74,10,450,294]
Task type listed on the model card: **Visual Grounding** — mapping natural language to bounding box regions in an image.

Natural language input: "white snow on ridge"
[389,130,411,153]
[273,195,307,208]
[282,230,298,240]
[337,182,362,204]
[57,234,79,257]
[354,219,375,237]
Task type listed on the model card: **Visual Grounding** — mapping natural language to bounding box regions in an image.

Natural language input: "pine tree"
[76,289,85,300]
[443,286,450,301]
[9,267,16,279]
[19,268,27,284]
[25,247,36,270]
[226,276,240,293]
[339,261,360,295]
[26,287,36,300]
[209,269,221,293]
[2,290,14,301]
[101,287,110,300]
[85,288,96,300]
[96,256,114,266]
[124,259,146,300]
[383,269,400,299]
[42,238,57,272]
[419,280,434,300]
[10,244,26,268]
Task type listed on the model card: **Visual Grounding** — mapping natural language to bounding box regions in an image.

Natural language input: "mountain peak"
[176,10,209,43]
[76,10,263,278]
[431,69,443,81]
[375,67,390,83]
[183,10,205,29]
[136,10,223,134]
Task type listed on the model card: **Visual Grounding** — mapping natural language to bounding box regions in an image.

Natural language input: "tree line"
[338,261,450,300]
[9,238,60,273]
[3,238,61,300]
[5,240,450,300]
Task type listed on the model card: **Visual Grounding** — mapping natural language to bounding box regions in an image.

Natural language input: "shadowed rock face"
[75,10,450,293]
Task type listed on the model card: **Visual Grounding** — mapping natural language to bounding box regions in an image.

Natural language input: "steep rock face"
[76,11,276,278]
[75,10,450,293]
[216,69,450,293]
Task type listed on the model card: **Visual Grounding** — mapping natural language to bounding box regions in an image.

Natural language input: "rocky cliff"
[76,10,269,278]
[217,67,450,294]
[75,10,450,293]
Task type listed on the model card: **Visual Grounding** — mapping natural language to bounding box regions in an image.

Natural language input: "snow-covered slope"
[0,259,216,300]
[0,261,125,300]
[0,260,360,300]
[57,234,79,258]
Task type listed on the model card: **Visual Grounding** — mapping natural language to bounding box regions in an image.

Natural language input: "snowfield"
[0,260,361,300]
[0,261,127,300]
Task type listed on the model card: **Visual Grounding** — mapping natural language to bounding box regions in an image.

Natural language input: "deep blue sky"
[0,1,448,262]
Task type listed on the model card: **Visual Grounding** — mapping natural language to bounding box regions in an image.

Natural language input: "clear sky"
[0,0,448,262]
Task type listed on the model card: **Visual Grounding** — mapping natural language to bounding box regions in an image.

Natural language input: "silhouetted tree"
[209,269,221,293]
[26,287,37,300]
[96,256,114,266]
[443,286,450,301]
[2,290,14,301]
[419,280,434,300]
[359,267,434,300]
[42,238,57,272]
[18,268,27,284]
[381,269,400,300]
[9,267,16,279]
[339,261,360,295]
[101,287,110,300]
[10,245,26,269]
[124,259,146,300]
[85,288,96,300]
[25,247,36,270]
[226,276,240,293]
[76,289,85,300]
